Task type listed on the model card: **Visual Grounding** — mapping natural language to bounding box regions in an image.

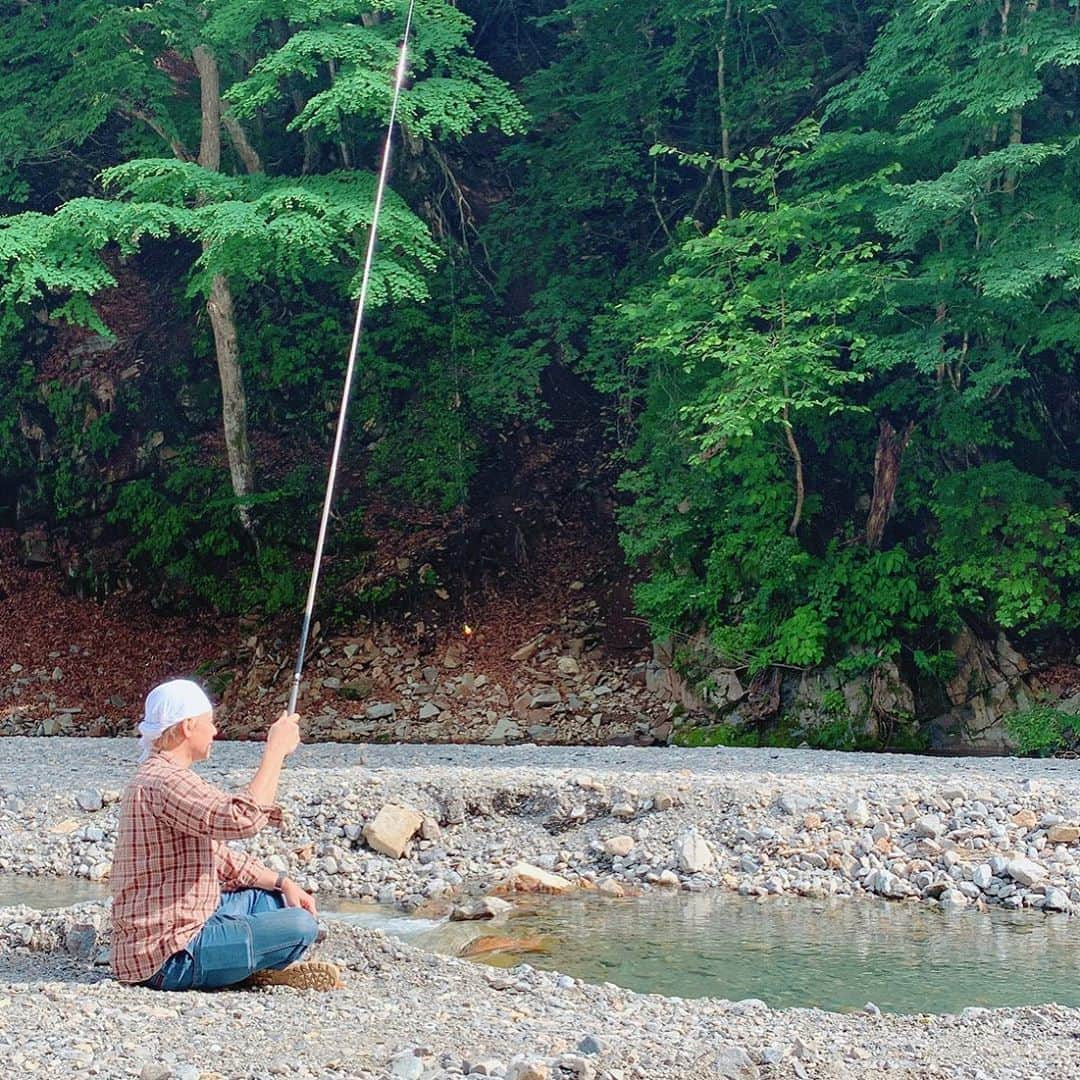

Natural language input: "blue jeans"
[143,889,318,991]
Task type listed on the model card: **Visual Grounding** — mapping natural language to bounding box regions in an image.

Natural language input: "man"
[111,679,340,991]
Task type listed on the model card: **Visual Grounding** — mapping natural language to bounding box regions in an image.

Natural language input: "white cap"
[137,679,213,762]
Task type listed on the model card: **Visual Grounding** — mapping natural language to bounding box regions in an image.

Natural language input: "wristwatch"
[274,870,287,891]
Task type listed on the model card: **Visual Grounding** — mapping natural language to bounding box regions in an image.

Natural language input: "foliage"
[1004,705,1080,758]
[108,456,317,614]
[595,0,1080,678]
[0,0,1076,722]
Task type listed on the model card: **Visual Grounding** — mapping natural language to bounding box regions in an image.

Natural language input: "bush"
[1004,705,1080,757]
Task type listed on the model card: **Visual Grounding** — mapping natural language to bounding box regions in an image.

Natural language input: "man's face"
[186,710,218,761]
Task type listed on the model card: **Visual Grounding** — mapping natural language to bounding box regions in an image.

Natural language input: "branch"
[781,404,805,537]
[222,110,263,174]
[124,106,194,162]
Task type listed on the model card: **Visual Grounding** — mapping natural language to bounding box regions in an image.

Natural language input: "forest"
[0,0,1077,754]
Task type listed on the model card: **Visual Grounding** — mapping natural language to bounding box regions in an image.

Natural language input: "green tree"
[0,0,525,533]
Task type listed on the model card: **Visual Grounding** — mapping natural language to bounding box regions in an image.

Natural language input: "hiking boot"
[248,960,342,991]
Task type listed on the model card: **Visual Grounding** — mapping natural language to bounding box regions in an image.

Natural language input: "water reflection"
[2,875,1077,1014]
[329,891,1080,1014]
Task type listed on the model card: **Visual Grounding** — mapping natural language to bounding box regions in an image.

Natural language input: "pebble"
[0,740,1078,1080]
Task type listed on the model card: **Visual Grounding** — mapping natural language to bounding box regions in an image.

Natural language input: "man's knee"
[281,906,318,946]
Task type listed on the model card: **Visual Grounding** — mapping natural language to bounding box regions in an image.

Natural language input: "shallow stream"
[3,875,1077,1014]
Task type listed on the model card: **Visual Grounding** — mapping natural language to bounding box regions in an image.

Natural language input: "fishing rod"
[287,0,417,716]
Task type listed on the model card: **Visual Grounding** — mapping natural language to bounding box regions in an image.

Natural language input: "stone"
[530,689,562,708]
[868,869,905,899]
[557,657,581,676]
[444,796,466,825]
[1043,886,1072,913]
[939,888,969,909]
[365,702,396,720]
[485,716,522,744]
[777,794,812,816]
[418,703,441,720]
[510,637,543,662]
[504,862,574,895]
[1011,809,1038,829]
[972,864,993,890]
[389,1050,425,1080]
[508,1060,549,1080]
[602,835,635,857]
[652,790,675,811]
[845,799,870,826]
[710,1045,760,1079]
[553,1054,594,1079]
[139,1068,170,1080]
[75,790,103,813]
[675,830,714,874]
[64,924,97,959]
[469,1058,507,1076]
[450,896,513,921]
[1047,824,1080,844]
[1005,857,1046,887]
[363,804,423,859]
[913,815,944,838]
[577,1036,603,1055]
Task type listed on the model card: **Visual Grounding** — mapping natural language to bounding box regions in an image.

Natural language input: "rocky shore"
[1,738,1079,1078]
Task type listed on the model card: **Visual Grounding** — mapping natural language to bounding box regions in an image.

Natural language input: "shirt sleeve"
[149,767,283,840]
[214,840,268,891]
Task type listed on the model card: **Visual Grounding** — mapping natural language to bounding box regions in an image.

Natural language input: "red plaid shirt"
[110,752,282,984]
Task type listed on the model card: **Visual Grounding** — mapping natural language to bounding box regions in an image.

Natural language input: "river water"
[326,891,1080,1014]
[3,876,1077,1014]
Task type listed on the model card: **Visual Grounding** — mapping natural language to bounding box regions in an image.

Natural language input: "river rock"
[868,869,906,899]
[450,897,513,921]
[1006,857,1046,887]
[504,862,574,894]
[710,1045,759,1079]
[1047,824,1080,844]
[675,830,714,874]
[914,815,944,838]
[940,888,969,909]
[75,790,103,813]
[363,804,423,859]
[778,794,812,816]
[1043,886,1072,913]
[603,835,635,857]
[389,1049,425,1080]
[508,1060,550,1080]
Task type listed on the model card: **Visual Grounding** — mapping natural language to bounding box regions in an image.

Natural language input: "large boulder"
[362,804,423,859]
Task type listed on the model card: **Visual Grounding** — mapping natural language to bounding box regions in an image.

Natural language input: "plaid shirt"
[110,752,282,984]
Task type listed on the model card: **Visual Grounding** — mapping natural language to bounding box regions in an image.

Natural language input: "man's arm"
[215,842,318,915]
[246,711,301,806]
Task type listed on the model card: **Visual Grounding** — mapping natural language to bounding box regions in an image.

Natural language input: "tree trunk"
[207,274,255,532]
[717,0,734,221]
[866,419,914,550]
[192,44,257,533]
[781,411,805,537]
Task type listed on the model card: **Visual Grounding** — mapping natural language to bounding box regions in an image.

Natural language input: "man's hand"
[266,711,301,759]
[281,877,317,915]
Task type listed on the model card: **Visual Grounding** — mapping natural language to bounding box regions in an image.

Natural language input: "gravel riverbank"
[0,739,1078,1078]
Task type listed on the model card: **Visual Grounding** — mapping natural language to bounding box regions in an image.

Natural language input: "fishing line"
[288,0,418,715]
